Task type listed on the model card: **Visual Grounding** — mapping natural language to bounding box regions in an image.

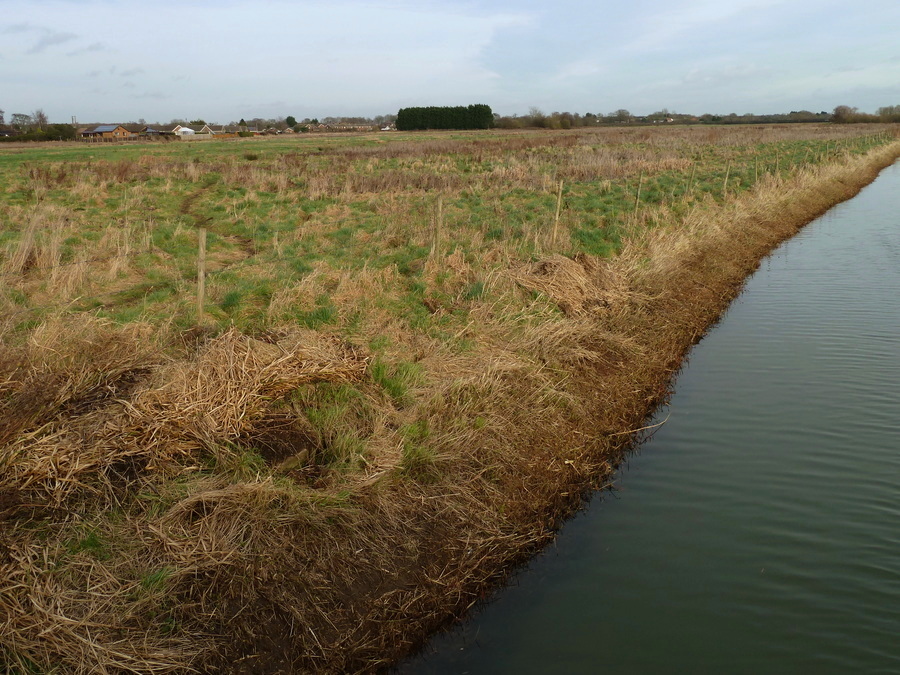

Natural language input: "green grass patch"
[370,358,422,406]
[66,529,109,560]
[140,567,174,593]
[399,419,439,482]
[296,383,372,468]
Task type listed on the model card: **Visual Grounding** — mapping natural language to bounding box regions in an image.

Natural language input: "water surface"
[399,162,900,674]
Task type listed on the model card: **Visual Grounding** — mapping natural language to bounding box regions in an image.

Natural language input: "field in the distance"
[1,125,896,674]
[1,125,886,330]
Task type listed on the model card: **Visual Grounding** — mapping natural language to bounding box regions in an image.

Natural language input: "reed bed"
[1,124,898,673]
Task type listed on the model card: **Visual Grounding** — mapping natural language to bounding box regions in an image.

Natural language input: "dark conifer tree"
[396,105,494,131]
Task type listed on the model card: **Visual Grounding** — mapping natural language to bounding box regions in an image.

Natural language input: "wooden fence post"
[552,180,563,246]
[722,159,731,196]
[197,227,206,322]
[633,171,644,213]
[430,195,442,258]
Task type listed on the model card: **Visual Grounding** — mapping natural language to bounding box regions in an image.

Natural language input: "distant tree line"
[0,108,77,142]
[226,114,397,132]
[492,105,900,128]
[495,108,635,129]
[832,105,900,123]
[1,125,76,142]
[699,110,831,124]
[396,104,494,131]
[494,108,833,128]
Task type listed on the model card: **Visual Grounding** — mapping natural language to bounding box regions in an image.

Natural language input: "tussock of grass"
[1,126,898,673]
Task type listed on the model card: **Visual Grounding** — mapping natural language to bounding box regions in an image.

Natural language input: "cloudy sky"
[2,0,898,124]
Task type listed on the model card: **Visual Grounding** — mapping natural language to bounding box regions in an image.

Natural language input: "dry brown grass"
[1,130,898,674]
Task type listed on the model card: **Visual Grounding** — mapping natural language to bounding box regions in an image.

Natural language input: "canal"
[399,161,900,674]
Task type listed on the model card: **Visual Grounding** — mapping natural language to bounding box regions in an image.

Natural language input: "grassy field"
[1,125,890,330]
[1,124,898,673]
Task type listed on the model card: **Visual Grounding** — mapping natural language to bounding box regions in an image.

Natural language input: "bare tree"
[876,105,900,122]
[0,108,5,126]
[527,107,548,128]
[832,105,859,124]
[11,113,32,129]
[32,109,48,131]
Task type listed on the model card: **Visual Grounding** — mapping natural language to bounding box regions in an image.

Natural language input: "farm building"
[201,124,244,137]
[80,125,135,140]
[142,124,183,136]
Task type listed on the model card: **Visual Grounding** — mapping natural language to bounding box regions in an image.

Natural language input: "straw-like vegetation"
[1,124,899,673]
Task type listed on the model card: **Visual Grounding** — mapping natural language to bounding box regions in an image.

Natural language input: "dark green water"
[399,162,900,674]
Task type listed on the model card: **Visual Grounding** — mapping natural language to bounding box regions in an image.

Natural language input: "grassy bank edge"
[374,142,900,671]
[2,141,899,674]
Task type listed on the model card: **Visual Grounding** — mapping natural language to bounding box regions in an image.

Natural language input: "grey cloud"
[27,31,79,54]
[2,23,35,34]
[2,22,79,53]
[121,68,145,77]
[67,42,105,57]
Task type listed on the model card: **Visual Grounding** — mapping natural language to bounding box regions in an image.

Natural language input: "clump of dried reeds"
[508,253,631,316]
[2,325,368,509]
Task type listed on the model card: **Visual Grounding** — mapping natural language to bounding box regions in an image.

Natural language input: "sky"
[1,0,898,124]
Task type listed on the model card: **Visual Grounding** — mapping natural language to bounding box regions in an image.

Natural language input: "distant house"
[0,127,18,138]
[306,123,375,133]
[143,124,186,137]
[329,124,375,132]
[201,124,242,136]
[81,124,135,140]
